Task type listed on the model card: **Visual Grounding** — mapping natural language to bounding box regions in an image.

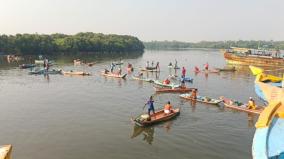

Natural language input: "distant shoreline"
[143,40,284,50]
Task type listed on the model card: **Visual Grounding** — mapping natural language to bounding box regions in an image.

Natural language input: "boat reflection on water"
[131,125,155,145]
[247,113,257,128]
[131,121,173,145]
[44,74,50,82]
[145,71,160,80]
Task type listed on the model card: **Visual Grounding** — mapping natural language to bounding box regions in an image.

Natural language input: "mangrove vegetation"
[0,32,145,55]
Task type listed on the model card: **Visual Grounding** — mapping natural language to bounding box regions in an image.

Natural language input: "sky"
[0,0,283,42]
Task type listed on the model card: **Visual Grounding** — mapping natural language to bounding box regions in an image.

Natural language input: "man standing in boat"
[204,62,209,71]
[145,96,155,116]
[181,67,186,78]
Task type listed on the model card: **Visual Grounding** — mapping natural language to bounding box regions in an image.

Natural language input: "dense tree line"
[0,32,144,55]
[144,40,284,50]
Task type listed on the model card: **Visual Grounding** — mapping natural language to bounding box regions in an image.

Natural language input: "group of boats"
[20,59,91,76]
[4,49,284,158]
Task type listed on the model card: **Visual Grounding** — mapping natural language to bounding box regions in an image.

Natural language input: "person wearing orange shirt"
[163,78,170,85]
[164,101,173,114]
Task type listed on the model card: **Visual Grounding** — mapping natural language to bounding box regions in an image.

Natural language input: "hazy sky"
[0,0,283,42]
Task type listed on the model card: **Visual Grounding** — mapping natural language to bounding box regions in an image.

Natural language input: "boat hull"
[224,52,284,67]
[180,94,222,105]
[154,86,194,93]
[133,108,180,127]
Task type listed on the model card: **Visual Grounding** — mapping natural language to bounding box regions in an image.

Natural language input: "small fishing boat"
[85,62,95,67]
[114,61,124,65]
[132,108,180,127]
[180,94,222,105]
[101,71,127,78]
[62,71,90,76]
[181,77,193,82]
[19,64,36,69]
[153,80,180,88]
[0,145,12,159]
[132,75,153,82]
[154,86,194,93]
[29,69,62,75]
[140,68,160,72]
[174,66,180,69]
[220,96,264,115]
[35,60,54,65]
[194,69,219,74]
[215,66,236,72]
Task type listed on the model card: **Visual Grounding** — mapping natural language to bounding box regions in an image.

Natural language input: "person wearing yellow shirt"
[247,97,256,110]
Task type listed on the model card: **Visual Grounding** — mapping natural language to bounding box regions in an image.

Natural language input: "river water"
[0,49,261,159]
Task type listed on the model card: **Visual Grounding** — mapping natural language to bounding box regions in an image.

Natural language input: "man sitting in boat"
[104,69,109,74]
[194,66,200,73]
[164,101,173,115]
[138,72,143,77]
[190,89,198,99]
[163,78,171,85]
[247,97,256,109]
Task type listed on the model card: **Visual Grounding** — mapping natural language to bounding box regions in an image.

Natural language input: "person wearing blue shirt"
[145,96,155,116]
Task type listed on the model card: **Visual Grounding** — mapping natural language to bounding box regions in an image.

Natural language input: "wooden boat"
[194,69,220,74]
[35,60,54,65]
[132,76,153,82]
[101,71,127,78]
[140,68,160,72]
[62,71,90,76]
[114,61,124,65]
[153,80,180,88]
[132,108,180,127]
[29,69,62,75]
[181,77,193,82]
[85,62,95,67]
[224,50,284,67]
[252,73,284,159]
[0,145,12,159]
[154,86,194,93]
[220,96,264,115]
[215,66,236,72]
[19,64,36,69]
[140,66,160,72]
[180,94,222,105]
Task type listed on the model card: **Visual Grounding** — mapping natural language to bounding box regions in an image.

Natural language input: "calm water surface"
[0,50,261,159]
